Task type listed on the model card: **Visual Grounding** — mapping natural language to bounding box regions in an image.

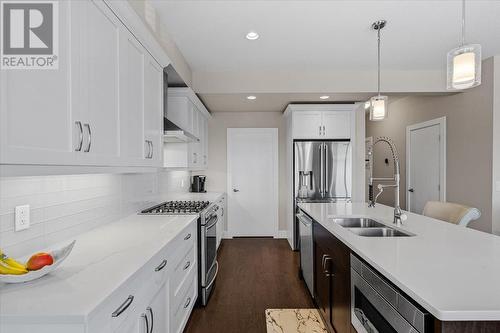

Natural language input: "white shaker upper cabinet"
[290,107,352,140]
[143,54,164,167]
[76,0,121,165]
[0,0,77,165]
[292,111,323,139]
[322,111,351,139]
[119,28,146,166]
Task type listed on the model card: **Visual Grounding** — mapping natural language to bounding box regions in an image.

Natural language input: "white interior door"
[406,117,446,213]
[227,128,278,237]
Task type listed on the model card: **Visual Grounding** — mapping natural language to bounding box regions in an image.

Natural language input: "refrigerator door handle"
[319,144,324,195]
[324,143,328,193]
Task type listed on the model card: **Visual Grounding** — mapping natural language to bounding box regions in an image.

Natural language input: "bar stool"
[422,201,481,227]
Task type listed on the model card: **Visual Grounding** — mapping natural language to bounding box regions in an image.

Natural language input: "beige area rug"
[265,309,328,333]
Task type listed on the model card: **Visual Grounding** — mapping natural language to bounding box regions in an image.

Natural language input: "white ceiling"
[151,0,500,111]
[198,93,372,112]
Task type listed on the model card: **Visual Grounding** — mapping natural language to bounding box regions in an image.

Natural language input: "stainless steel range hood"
[163,118,199,143]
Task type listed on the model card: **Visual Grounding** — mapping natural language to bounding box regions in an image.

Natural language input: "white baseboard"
[275,230,289,239]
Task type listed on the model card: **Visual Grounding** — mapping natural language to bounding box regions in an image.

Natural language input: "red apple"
[26,252,54,271]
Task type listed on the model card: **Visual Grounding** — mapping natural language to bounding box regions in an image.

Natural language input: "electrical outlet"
[15,205,30,231]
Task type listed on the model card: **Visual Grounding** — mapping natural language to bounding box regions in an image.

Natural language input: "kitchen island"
[298,202,500,332]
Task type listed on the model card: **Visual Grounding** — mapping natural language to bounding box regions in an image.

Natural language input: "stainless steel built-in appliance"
[191,175,206,193]
[139,200,219,306]
[293,141,352,249]
[297,211,313,298]
[351,254,431,333]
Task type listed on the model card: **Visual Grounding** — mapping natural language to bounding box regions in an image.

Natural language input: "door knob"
[233,189,239,192]
[408,188,414,193]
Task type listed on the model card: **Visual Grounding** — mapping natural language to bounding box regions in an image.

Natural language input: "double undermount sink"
[332,217,414,237]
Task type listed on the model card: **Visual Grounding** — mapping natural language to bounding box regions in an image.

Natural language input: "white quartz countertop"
[0,213,197,323]
[298,202,500,321]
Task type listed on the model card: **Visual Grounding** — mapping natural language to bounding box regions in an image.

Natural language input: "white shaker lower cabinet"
[0,0,166,169]
[216,194,226,250]
[86,221,197,333]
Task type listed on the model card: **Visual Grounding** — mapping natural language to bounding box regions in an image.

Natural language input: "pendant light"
[369,20,388,121]
[447,0,481,90]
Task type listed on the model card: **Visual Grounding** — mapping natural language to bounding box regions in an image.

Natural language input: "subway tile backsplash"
[0,171,191,258]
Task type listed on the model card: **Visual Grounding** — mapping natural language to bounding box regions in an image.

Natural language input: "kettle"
[191,175,206,193]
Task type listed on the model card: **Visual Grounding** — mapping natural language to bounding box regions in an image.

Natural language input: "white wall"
[0,170,190,258]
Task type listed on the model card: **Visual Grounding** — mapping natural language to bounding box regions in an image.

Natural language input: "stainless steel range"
[139,200,210,215]
[140,200,219,306]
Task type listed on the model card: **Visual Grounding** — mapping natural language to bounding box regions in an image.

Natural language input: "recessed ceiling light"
[320,95,330,100]
[246,95,257,100]
[246,31,259,40]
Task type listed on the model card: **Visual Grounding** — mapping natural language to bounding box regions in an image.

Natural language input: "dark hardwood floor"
[184,238,315,333]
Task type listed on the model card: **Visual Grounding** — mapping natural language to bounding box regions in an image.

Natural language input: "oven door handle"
[205,215,218,229]
[205,260,219,290]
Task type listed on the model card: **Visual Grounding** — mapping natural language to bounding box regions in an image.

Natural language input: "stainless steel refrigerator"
[293,141,352,249]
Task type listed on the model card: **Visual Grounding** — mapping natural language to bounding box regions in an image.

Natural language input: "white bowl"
[0,240,76,284]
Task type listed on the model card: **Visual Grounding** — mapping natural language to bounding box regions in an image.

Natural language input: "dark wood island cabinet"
[313,220,351,333]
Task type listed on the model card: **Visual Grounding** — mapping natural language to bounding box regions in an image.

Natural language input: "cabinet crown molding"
[283,103,360,116]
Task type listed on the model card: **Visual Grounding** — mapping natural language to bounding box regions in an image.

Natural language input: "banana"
[0,253,27,271]
[0,260,28,275]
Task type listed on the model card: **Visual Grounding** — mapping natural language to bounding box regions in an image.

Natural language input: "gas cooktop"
[139,200,210,215]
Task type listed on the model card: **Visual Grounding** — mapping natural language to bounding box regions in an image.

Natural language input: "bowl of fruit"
[0,240,76,284]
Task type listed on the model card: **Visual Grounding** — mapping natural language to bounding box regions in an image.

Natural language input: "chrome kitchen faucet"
[368,137,406,225]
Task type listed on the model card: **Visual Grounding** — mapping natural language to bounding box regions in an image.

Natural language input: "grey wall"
[366,58,495,233]
[196,112,287,231]
[492,56,500,234]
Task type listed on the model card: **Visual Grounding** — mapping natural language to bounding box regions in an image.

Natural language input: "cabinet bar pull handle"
[75,121,83,151]
[145,140,150,159]
[111,295,134,317]
[184,233,191,240]
[141,313,149,333]
[149,141,153,159]
[147,307,154,333]
[183,261,191,270]
[324,256,334,277]
[324,143,329,193]
[83,123,91,152]
[155,259,167,272]
[184,297,191,308]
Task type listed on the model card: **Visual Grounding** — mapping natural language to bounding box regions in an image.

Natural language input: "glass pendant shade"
[447,44,481,90]
[369,95,388,121]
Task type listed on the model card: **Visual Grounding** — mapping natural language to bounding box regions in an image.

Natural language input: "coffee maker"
[191,175,206,193]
